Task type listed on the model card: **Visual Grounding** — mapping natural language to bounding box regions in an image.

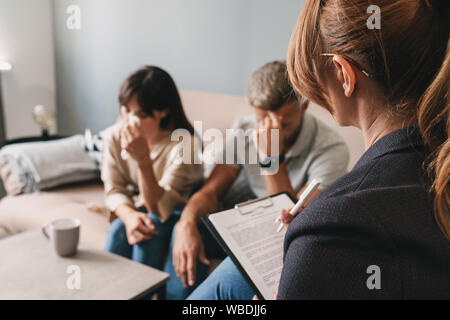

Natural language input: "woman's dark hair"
[118,66,194,135]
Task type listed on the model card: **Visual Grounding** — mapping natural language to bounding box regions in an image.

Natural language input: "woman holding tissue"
[102,66,203,296]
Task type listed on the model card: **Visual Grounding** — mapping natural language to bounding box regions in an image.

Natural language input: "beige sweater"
[101,122,203,222]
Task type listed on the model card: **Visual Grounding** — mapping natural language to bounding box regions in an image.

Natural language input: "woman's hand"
[120,107,151,164]
[275,207,295,229]
[122,210,158,245]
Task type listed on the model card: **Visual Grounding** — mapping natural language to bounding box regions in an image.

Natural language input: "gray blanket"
[0,135,100,195]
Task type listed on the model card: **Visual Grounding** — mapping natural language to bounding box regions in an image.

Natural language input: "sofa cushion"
[0,227,9,240]
[0,135,99,196]
[0,183,108,249]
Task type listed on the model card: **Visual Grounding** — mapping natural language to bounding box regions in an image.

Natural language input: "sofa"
[0,90,365,248]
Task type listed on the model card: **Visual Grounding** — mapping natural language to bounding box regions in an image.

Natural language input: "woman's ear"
[332,55,356,98]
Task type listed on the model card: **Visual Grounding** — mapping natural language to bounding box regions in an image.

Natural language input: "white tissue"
[121,114,141,160]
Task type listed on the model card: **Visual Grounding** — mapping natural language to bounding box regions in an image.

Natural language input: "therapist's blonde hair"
[287,0,450,240]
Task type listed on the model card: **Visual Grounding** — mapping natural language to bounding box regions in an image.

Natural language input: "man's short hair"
[246,60,299,110]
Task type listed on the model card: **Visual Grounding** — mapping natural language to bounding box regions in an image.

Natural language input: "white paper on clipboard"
[207,193,295,300]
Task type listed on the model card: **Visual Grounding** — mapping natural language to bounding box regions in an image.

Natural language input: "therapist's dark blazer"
[278,126,450,299]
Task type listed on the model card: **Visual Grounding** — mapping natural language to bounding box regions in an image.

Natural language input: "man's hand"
[170,165,238,288]
[120,106,151,164]
[122,210,158,245]
[172,220,210,287]
[253,112,285,158]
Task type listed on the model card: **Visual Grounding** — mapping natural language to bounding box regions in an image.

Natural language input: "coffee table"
[0,229,169,299]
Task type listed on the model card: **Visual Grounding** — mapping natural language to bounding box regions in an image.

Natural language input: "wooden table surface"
[0,229,169,300]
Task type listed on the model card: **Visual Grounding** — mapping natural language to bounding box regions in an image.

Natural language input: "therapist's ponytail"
[418,38,450,240]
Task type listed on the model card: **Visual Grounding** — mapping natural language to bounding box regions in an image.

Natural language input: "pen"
[276,178,321,232]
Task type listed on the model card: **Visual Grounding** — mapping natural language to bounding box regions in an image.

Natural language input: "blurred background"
[0,0,365,245]
[0,0,303,139]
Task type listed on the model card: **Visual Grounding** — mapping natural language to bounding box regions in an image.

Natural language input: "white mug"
[42,218,81,257]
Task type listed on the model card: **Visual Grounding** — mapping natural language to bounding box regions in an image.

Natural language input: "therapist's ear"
[332,55,356,98]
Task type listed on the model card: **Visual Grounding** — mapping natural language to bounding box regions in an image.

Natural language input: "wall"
[0,0,57,139]
[52,0,304,134]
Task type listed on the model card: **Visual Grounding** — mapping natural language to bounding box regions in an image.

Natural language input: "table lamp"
[32,104,55,137]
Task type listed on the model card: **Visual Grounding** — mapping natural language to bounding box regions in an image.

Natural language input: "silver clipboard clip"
[234,196,274,215]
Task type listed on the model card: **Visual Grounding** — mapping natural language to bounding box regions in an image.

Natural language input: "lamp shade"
[32,104,55,130]
[0,62,12,72]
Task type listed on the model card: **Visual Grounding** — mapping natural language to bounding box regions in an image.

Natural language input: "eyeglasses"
[320,53,372,78]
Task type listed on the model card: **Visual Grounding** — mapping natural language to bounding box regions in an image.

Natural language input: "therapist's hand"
[172,220,210,287]
[276,207,296,228]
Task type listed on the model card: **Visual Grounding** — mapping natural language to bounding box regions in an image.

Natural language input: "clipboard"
[201,191,297,300]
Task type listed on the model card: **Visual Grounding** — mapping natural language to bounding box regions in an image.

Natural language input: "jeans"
[187,257,255,300]
[104,211,179,270]
[104,210,226,300]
